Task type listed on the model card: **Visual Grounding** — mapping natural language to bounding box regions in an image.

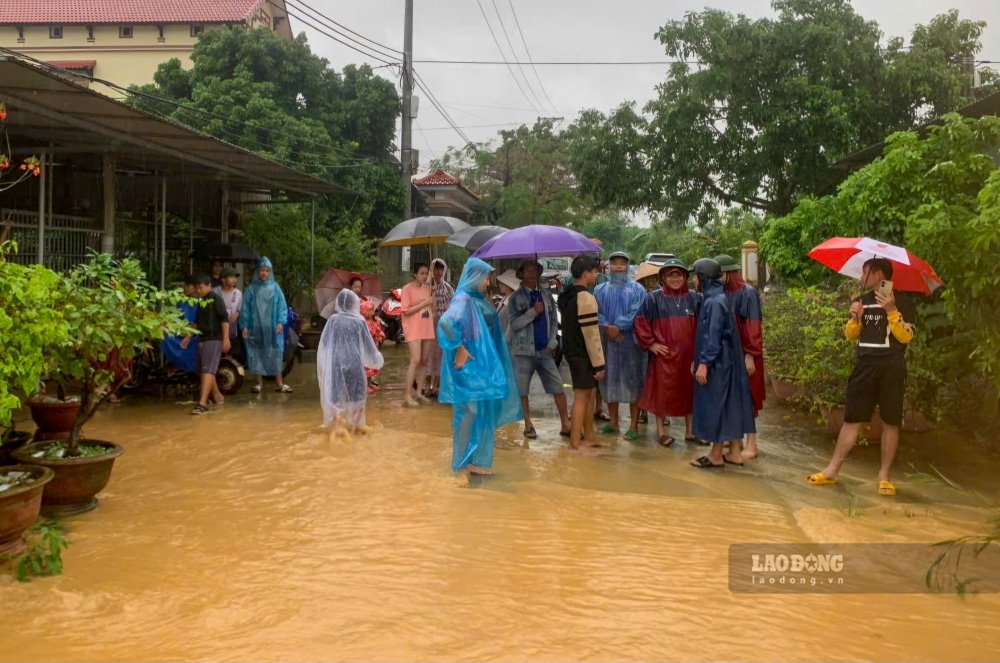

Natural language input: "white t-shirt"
[213,286,243,323]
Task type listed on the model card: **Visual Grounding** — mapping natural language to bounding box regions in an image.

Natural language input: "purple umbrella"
[472,225,602,259]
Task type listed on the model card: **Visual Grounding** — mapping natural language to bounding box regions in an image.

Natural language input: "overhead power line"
[472,0,543,114]
[282,0,403,55]
[412,68,475,148]
[506,0,559,114]
[488,0,547,114]
[413,59,697,66]
[279,4,398,66]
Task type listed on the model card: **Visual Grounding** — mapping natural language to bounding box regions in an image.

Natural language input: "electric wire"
[487,0,546,113]
[505,0,559,114]
[472,0,542,113]
[279,0,402,61]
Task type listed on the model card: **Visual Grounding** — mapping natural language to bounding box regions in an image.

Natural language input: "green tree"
[131,27,404,238]
[567,1,997,222]
[431,119,596,228]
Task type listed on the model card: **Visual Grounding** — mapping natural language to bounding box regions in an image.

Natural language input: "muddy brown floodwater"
[3,347,1000,661]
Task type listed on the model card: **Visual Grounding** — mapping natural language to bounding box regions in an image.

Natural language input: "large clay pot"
[0,465,54,556]
[13,441,124,516]
[770,377,801,401]
[820,407,883,442]
[902,410,931,433]
[27,397,81,441]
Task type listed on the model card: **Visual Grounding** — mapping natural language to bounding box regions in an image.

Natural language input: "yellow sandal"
[877,481,896,496]
[806,472,837,486]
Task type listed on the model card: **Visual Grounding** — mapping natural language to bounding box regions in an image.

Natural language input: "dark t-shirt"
[196,291,229,341]
[856,290,915,360]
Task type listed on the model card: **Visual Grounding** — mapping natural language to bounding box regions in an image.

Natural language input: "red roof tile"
[46,60,97,70]
[413,170,461,187]
[0,0,265,24]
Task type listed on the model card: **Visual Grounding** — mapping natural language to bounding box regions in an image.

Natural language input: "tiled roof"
[413,170,461,186]
[0,1,264,24]
[46,60,97,70]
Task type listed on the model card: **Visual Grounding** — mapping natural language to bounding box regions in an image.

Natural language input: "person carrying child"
[360,298,385,393]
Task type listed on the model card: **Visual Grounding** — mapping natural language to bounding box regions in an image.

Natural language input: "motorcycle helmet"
[691,258,722,287]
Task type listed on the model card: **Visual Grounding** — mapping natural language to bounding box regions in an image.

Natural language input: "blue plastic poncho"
[317,290,384,429]
[239,257,288,376]
[437,257,522,471]
[161,297,199,373]
[594,271,648,403]
[691,279,756,443]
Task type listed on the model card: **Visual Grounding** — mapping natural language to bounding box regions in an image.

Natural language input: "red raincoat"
[634,283,701,417]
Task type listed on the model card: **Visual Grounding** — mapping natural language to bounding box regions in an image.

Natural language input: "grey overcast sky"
[295,0,1000,172]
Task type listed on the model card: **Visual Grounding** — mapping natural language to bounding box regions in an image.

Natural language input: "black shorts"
[844,356,906,426]
[567,358,598,391]
[197,340,223,375]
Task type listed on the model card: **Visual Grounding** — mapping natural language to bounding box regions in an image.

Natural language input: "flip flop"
[623,430,640,441]
[690,455,724,469]
[878,480,896,496]
[594,412,611,421]
[559,429,572,438]
[523,426,538,439]
[684,435,700,443]
[657,435,675,448]
[806,472,837,486]
[600,424,619,435]
[723,457,744,466]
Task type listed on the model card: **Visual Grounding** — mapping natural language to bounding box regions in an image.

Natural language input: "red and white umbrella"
[808,237,943,294]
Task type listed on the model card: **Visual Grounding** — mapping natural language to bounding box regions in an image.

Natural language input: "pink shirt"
[400,282,436,341]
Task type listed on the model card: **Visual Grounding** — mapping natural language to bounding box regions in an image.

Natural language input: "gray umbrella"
[445,225,509,252]
[380,216,470,247]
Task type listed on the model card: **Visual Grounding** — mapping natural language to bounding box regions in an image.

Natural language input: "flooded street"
[3,348,1000,661]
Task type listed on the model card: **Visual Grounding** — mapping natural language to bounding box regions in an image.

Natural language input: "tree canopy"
[566,1,998,223]
[132,27,405,238]
[430,119,596,228]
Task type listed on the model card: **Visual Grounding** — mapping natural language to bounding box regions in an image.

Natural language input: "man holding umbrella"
[807,258,915,496]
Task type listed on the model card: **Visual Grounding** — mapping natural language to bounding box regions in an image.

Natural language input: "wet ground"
[3,347,1000,661]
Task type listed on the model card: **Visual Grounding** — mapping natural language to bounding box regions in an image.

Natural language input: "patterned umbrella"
[808,237,943,294]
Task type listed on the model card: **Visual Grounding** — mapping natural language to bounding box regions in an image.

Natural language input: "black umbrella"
[190,242,260,263]
[445,225,508,252]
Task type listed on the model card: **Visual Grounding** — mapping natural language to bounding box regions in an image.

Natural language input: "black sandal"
[657,435,675,447]
[523,426,538,439]
[690,455,724,469]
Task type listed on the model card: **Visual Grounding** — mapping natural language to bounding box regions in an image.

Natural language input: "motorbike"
[379,288,406,345]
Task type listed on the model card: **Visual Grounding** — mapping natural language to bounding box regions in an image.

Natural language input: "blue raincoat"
[437,258,522,471]
[595,272,648,403]
[691,279,756,443]
[239,257,288,376]
[161,298,199,373]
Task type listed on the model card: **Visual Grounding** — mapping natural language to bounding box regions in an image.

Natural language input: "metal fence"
[1,207,104,272]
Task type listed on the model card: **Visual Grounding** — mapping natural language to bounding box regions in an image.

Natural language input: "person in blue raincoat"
[239,257,292,393]
[161,276,200,374]
[594,251,648,440]
[437,258,522,475]
[689,258,755,469]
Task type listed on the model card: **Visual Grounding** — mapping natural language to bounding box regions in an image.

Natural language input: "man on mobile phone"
[807,258,916,496]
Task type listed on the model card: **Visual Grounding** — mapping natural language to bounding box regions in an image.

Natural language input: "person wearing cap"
[715,254,766,460]
[506,259,571,439]
[634,259,701,446]
[594,251,648,440]
[213,266,243,345]
[689,258,755,468]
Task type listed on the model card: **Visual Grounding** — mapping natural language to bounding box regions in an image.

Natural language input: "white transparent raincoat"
[316,290,385,428]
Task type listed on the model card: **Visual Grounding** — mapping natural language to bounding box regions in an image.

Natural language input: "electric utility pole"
[401,0,414,219]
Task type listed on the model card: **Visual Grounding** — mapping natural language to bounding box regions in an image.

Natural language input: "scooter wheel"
[216,358,245,395]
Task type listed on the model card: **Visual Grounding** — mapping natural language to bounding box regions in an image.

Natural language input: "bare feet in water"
[468,465,493,475]
[353,425,371,436]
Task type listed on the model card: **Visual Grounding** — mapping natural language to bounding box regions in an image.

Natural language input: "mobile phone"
[877,280,893,298]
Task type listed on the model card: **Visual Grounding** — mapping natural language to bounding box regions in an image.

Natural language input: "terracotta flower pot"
[771,377,802,401]
[0,465,54,556]
[27,397,82,440]
[13,441,124,516]
[820,407,883,441]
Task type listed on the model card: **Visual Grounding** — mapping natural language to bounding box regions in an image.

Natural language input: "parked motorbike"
[379,288,406,345]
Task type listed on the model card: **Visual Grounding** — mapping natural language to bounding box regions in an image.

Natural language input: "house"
[412,170,481,221]
[0,0,293,87]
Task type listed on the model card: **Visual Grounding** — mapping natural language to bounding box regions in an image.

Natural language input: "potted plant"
[0,241,68,550]
[762,291,803,400]
[14,253,192,515]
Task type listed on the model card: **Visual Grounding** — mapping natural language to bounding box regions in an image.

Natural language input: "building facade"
[0,0,293,87]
